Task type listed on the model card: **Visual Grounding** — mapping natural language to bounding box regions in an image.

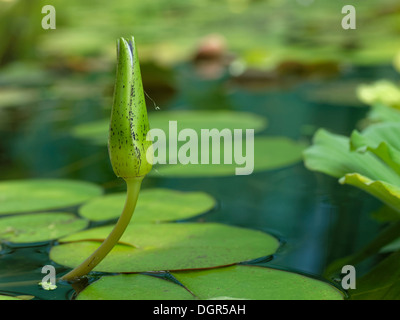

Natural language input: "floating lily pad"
[0,88,39,109]
[0,212,88,243]
[71,110,268,145]
[50,223,279,273]
[76,265,343,300]
[0,179,103,215]
[0,295,23,300]
[172,265,344,300]
[76,274,195,300]
[152,137,306,177]
[78,188,216,222]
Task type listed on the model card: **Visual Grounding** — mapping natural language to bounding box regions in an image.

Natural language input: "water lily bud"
[108,36,153,179]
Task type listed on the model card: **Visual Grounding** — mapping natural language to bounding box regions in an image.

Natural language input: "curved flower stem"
[61,177,143,281]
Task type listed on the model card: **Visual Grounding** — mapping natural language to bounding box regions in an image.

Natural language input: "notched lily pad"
[75,265,343,300]
[172,265,344,300]
[76,274,195,300]
[0,179,103,215]
[78,188,216,222]
[50,223,279,273]
[0,212,88,243]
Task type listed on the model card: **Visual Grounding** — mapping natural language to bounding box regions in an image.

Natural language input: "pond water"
[0,61,397,300]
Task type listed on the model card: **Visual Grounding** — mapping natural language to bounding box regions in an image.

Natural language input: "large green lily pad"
[0,295,23,300]
[0,179,103,215]
[172,265,344,300]
[152,137,306,177]
[76,274,195,300]
[71,110,268,145]
[78,188,216,222]
[50,223,279,273]
[0,212,88,243]
[75,265,343,300]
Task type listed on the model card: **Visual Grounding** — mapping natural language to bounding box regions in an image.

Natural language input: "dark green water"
[0,62,397,300]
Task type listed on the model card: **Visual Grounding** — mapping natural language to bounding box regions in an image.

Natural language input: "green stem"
[61,177,143,281]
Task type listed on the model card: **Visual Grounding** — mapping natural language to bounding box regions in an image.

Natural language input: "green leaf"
[76,274,195,300]
[350,122,400,175]
[339,173,400,214]
[324,221,400,277]
[0,179,103,215]
[366,104,400,123]
[0,212,88,243]
[350,251,400,300]
[78,188,216,222]
[76,265,343,300]
[172,265,343,300]
[371,206,400,223]
[0,88,39,109]
[153,137,306,177]
[0,295,23,300]
[50,223,279,273]
[381,237,400,253]
[356,80,400,109]
[71,110,268,145]
[395,51,400,73]
[303,129,400,185]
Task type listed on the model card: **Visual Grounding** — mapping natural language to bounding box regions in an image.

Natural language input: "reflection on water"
[0,61,398,299]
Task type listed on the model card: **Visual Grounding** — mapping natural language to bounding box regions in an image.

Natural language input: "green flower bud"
[108,36,153,179]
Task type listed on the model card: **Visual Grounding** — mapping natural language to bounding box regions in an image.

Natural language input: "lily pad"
[78,188,216,222]
[0,212,88,243]
[76,265,344,300]
[0,88,39,109]
[152,137,306,177]
[0,179,103,215]
[172,265,344,300]
[0,295,23,300]
[50,223,279,273]
[76,274,195,300]
[71,110,268,145]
